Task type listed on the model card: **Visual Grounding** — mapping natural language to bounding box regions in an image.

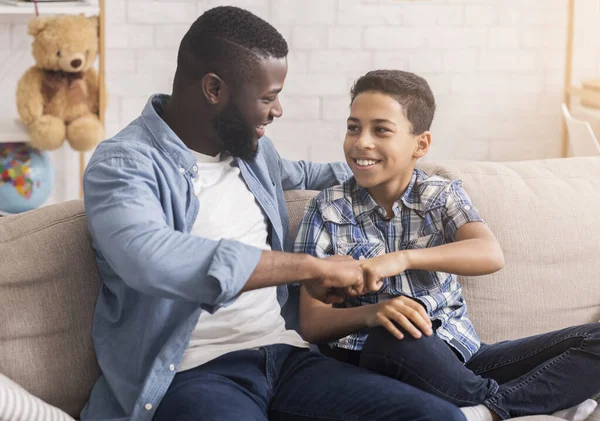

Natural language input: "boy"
[295,69,600,421]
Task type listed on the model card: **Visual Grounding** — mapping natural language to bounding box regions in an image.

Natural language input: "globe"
[0,142,53,214]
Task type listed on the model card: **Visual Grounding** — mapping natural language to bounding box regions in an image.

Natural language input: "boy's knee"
[362,324,433,355]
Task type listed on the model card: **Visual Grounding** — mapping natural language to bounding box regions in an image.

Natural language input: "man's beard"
[211,102,258,160]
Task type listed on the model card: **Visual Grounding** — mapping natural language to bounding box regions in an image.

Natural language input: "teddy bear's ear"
[27,17,51,36]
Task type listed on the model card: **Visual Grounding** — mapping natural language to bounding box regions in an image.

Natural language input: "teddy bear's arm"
[16,67,45,124]
[84,67,101,115]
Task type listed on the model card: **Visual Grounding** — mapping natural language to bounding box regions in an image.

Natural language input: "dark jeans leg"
[152,349,270,421]
[359,322,600,420]
[269,345,466,421]
[359,324,499,409]
[466,323,600,419]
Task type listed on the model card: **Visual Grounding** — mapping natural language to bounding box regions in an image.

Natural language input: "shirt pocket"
[400,232,444,250]
[336,242,385,260]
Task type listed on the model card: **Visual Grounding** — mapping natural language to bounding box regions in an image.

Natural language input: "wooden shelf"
[0,1,98,15]
[0,118,29,144]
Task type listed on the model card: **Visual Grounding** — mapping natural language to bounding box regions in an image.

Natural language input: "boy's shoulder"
[404,169,463,213]
[402,169,462,212]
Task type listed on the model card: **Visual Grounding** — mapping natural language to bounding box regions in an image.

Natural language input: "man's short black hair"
[350,70,436,135]
[174,6,288,92]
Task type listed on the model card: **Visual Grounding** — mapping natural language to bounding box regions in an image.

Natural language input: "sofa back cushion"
[286,157,600,344]
[0,201,101,418]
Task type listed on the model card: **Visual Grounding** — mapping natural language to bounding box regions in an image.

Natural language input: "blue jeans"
[153,344,466,421]
[346,322,600,420]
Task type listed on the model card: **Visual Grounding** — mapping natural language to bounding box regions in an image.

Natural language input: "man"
[81,6,466,421]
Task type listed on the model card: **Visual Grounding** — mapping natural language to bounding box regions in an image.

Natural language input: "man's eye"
[263,97,276,103]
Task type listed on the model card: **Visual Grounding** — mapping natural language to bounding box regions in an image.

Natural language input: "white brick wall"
[1,0,600,205]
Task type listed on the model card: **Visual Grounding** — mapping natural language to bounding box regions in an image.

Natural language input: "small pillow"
[0,374,74,421]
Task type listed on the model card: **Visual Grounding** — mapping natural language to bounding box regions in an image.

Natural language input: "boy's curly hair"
[351,70,436,135]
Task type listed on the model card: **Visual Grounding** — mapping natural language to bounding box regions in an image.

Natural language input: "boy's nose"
[355,133,375,150]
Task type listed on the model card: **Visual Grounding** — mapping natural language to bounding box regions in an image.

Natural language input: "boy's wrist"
[402,249,415,271]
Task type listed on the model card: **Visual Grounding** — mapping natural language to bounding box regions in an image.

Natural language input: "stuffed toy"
[16,15,103,152]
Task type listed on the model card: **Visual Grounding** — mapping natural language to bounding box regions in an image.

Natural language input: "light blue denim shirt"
[80,94,351,421]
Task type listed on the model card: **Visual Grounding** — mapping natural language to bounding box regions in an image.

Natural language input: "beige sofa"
[1,157,599,421]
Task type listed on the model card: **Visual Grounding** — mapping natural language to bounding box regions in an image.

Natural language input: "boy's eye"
[375,127,389,133]
[347,125,360,132]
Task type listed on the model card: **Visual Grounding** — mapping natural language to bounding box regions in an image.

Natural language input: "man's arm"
[85,156,366,311]
[280,158,351,191]
[264,135,351,190]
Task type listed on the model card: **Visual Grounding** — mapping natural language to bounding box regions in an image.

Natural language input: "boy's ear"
[413,132,431,159]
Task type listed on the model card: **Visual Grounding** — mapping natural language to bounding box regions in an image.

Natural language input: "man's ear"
[201,73,226,105]
[413,131,432,159]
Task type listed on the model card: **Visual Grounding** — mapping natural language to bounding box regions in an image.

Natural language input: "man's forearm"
[404,239,504,276]
[241,250,321,291]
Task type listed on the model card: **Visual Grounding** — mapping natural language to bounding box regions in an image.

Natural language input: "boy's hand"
[304,255,366,304]
[360,252,409,291]
[364,296,433,340]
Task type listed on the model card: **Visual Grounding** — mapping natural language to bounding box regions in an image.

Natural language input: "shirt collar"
[140,94,197,173]
[351,169,422,220]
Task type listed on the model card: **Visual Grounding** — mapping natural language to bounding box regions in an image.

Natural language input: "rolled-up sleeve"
[442,180,484,243]
[84,156,262,311]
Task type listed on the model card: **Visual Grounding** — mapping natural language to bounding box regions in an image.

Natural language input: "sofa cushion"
[0,201,101,419]
[286,157,600,344]
[419,158,600,344]
[0,373,74,421]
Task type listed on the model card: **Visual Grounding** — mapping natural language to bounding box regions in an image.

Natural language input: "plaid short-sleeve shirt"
[294,169,484,362]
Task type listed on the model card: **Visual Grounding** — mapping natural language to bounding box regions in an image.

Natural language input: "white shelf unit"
[0,119,29,144]
[0,1,98,15]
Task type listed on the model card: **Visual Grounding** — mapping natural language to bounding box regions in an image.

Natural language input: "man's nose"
[271,97,283,118]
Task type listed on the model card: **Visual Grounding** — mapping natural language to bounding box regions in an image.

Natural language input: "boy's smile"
[343,91,430,212]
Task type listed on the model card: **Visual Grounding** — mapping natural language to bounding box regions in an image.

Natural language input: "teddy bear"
[16,15,104,152]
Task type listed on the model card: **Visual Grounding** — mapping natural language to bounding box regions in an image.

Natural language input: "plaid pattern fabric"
[294,169,484,361]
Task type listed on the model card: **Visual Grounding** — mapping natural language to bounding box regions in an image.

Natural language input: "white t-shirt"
[178,151,308,372]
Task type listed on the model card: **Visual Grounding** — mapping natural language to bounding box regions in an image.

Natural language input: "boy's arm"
[361,181,504,284]
[295,198,431,343]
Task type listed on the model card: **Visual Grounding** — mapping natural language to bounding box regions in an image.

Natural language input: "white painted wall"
[1,0,599,205]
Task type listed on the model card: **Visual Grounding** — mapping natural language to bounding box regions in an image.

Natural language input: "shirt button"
[169,364,175,371]
[145,403,153,411]
[178,167,185,174]
[358,255,365,260]
[192,165,198,172]
[463,205,471,211]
